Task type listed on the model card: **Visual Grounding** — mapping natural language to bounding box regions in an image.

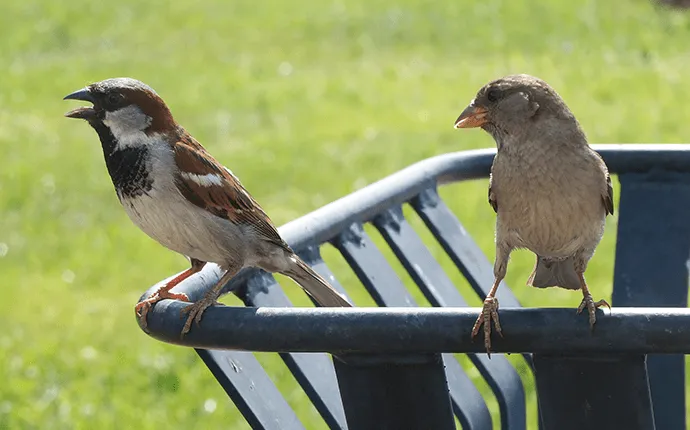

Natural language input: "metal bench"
[139,144,690,430]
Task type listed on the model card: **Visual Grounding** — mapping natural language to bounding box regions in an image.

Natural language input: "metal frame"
[138,144,690,430]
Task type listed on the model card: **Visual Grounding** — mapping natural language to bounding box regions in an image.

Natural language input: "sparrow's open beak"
[454,105,489,129]
[64,87,97,119]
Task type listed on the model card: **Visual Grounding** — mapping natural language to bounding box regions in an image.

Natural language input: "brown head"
[64,78,176,136]
[454,74,583,147]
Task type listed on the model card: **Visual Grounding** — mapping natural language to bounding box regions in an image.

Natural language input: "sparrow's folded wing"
[488,173,498,213]
[172,135,289,250]
[603,172,614,216]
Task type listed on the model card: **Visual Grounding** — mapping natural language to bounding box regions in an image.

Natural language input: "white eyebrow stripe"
[180,171,225,187]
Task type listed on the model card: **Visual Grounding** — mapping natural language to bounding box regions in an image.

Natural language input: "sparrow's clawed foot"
[576,294,611,330]
[136,288,190,329]
[472,297,503,357]
[179,296,224,338]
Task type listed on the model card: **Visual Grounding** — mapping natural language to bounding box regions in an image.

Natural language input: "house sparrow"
[64,78,351,337]
[454,74,613,355]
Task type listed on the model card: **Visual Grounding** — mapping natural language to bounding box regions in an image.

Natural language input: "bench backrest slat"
[196,349,305,430]
[413,188,521,307]
[242,273,349,429]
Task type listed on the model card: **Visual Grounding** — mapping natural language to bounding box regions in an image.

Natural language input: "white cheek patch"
[103,105,152,136]
[180,172,225,187]
[103,105,157,150]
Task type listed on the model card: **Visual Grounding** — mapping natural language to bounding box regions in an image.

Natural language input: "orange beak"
[454,105,489,129]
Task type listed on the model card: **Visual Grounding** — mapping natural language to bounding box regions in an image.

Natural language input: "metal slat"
[333,223,490,430]
[332,223,416,307]
[412,188,520,307]
[196,349,305,430]
[242,272,348,430]
[374,206,525,430]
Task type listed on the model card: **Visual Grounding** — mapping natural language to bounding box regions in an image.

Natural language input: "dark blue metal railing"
[139,144,690,430]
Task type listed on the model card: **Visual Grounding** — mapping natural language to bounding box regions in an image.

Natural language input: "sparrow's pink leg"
[576,273,611,330]
[179,266,240,338]
[136,258,206,329]
[471,278,504,358]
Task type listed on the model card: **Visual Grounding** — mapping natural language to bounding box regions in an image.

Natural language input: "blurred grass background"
[1,0,690,428]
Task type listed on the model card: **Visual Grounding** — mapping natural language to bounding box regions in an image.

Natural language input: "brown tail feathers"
[281,256,352,307]
[528,256,582,290]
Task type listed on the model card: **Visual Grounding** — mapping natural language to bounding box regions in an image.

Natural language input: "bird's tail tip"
[284,256,353,307]
[528,256,581,290]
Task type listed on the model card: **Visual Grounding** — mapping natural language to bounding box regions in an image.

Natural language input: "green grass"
[1,0,690,428]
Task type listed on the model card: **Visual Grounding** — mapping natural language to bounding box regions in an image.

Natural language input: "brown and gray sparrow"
[64,78,351,337]
[454,74,613,355]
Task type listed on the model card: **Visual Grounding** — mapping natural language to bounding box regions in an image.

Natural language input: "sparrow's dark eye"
[486,88,502,103]
[105,92,125,107]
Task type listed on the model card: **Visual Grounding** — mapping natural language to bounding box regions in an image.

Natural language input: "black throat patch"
[88,119,154,199]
